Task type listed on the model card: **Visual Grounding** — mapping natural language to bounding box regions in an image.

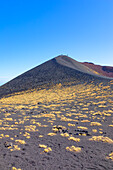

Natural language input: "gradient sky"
[0,0,113,85]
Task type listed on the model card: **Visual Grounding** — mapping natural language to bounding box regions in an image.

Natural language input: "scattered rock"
[37,102,42,105]
[42,110,47,113]
[74,129,91,136]
[52,125,68,133]
[4,142,12,148]
[28,111,33,115]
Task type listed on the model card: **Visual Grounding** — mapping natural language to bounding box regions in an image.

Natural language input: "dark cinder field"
[0,56,113,170]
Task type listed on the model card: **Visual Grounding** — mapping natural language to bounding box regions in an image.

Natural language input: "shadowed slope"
[0,55,111,98]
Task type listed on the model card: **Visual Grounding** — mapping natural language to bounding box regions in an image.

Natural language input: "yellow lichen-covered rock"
[109,125,113,127]
[39,144,47,148]
[68,137,80,142]
[12,167,21,170]
[66,146,81,152]
[47,133,56,136]
[61,116,77,122]
[68,123,75,126]
[52,127,59,132]
[25,125,38,132]
[15,139,26,145]
[89,136,113,144]
[10,145,21,151]
[60,133,69,137]
[108,152,113,160]
[39,144,52,153]
[77,126,88,130]
[92,129,97,133]
[106,152,113,160]
[90,122,102,126]
[81,120,90,122]
[44,147,52,153]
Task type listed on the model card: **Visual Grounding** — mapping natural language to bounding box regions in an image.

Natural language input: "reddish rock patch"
[82,62,113,78]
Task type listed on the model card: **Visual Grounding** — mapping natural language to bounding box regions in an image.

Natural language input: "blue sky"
[0,0,113,85]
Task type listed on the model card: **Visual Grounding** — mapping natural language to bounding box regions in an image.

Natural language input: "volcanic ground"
[0,55,113,170]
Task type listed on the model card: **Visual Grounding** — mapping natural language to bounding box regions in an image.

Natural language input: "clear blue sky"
[0,0,113,85]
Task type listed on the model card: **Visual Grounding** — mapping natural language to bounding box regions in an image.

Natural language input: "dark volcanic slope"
[0,55,111,97]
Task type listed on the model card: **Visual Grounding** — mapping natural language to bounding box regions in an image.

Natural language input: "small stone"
[37,102,41,105]
[4,141,12,148]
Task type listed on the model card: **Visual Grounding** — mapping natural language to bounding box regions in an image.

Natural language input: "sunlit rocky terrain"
[0,56,113,169]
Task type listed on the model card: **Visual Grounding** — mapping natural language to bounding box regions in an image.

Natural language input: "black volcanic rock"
[102,66,113,73]
[0,55,111,98]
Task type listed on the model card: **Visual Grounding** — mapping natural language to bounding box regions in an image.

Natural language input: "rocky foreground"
[0,81,113,170]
